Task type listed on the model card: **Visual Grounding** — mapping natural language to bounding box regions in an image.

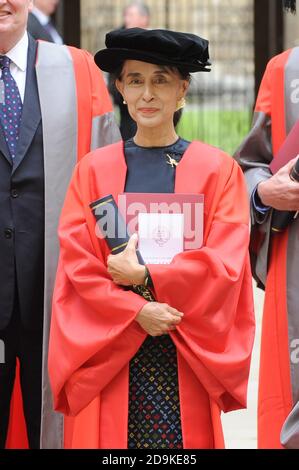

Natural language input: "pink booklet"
[270,119,299,174]
[118,193,204,262]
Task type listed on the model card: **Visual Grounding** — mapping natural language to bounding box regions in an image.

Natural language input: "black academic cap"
[94,28,211,74]
[283,0,296,12]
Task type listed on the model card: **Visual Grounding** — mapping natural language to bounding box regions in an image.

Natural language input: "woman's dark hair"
[113,63,191,128]
[171,67,191,128]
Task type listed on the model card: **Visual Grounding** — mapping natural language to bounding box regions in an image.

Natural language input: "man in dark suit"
[0,0,119,449]
[27,0,62,44]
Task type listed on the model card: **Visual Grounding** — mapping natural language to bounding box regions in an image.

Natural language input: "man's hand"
[136,302,184,336]
[258,157,299,211]
[107,234,145,286]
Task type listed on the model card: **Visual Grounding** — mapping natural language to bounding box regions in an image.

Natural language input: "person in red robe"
[234,0,299,449]
[49,28,255,449]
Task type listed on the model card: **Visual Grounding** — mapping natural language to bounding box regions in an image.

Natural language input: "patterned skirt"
[128,334,183,449]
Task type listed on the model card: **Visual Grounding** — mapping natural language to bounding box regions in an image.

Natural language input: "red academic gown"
[252,50,294,448]
[5,43,114,449]
[49,140,255,448]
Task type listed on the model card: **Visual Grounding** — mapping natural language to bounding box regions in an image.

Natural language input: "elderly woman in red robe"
[48,28,255,449]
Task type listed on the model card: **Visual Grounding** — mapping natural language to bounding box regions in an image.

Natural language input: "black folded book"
[90,194,155,302]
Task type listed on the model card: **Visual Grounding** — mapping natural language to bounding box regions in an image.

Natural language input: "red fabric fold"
[253,49,293,448]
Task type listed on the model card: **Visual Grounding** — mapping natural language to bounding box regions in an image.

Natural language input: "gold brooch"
[165,153,179,168]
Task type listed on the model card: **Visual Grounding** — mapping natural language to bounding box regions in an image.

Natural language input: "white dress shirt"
[32,7,63,45]
[2,31,28,103]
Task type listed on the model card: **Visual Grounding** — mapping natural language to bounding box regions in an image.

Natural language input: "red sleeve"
[148,160,255,412]
[68,47,119,161]
[82,50,113,116]
[254,50,291,153]
[254,55,274,115]
[49,159,147,416]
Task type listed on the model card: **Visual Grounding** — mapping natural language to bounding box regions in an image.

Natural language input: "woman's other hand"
[136,302,184,336]
[107,234,145,286]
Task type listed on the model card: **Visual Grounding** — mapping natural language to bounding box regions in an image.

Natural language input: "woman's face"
[116,60,189,131]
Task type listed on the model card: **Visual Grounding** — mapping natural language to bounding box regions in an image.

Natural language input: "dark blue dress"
[124,138,190,449]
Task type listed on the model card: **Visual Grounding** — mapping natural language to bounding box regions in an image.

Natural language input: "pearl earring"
[123,100,127,105]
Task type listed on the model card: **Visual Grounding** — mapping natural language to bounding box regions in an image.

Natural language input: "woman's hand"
[136,302,184,336]
[107,234,146,286]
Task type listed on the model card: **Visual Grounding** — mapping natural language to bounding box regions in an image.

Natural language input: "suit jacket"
[3,36,120,450]
[0,36,44,330]
[27,12,54,43]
